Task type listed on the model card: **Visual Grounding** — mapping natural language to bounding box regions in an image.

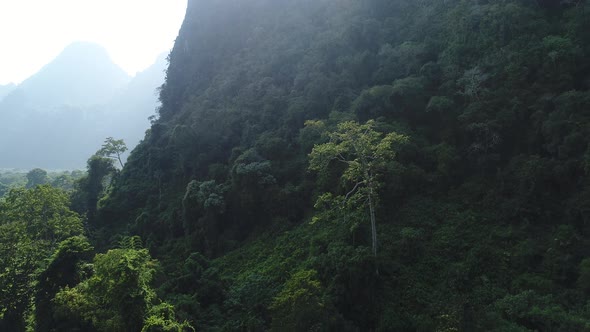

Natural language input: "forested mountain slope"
[3,0,590,331]
[90,0,590,330]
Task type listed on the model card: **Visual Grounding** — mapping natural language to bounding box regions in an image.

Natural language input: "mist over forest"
[3,0,590,331]
[0,42,165,169]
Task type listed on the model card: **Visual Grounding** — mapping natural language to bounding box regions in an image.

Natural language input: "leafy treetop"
[97,137,127,168]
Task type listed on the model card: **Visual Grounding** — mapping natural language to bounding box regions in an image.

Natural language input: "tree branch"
[345,181,364,201]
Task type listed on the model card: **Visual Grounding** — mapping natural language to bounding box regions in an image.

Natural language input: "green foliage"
[71,155,116,222]
[0,182,8,197]
[492,291,590,331]
[54,247,190,332]
[269,269,332,331]
[309,120,407,180]
[0,221,46,330]
[117,235,145,250]
[0,185,83,244]
[0,169,85,195]
[4,0,590,330]
[25,168,49,188]
[309,120,407,256]
[50,170,85,191]
[0,171,27,190]
[0,185,83,330]
[97,137,128,168]
[142,303,194,332]
[35,236,94,332]
[90,0,590,329]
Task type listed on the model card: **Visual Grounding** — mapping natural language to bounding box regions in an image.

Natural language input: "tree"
[97,137,128,168]
[0,185,83,243]
[0,222,45,332]
[72,155,116,222]
[50,174,75,191]
[25,168,49,188]
[0,185,84,331]
[34,236,94,332]
[270,269,334,331]
[0,182,9,197]
[54,248,157,331]
[54,247,192,332]
[308,120,407,258]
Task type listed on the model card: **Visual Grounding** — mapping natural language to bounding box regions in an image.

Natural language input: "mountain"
[1,42,130,111]
[0,44,165,169]
[3,0,590,331]
[0,83,15,101]
[92,0,590,330]
[105,53,167,150]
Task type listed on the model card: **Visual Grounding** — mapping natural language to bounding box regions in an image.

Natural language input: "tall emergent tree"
[308,120,407,257]
[97,137,127,168]
[72,155,116,222]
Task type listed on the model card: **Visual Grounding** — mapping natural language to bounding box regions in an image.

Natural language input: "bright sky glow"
[0,0,187,85]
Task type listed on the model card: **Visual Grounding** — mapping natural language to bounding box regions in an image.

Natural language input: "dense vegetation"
[0,169,84,196]
[3,0,590,330]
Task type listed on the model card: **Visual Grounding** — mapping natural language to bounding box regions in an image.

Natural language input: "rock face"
[0,43,166,169]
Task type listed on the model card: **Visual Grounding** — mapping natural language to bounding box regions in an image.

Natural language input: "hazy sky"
[0,0,187,85]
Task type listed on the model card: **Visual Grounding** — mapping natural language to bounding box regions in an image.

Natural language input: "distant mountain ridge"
[0,83,15,101]
[1,42,131,111]
[0,42,167,169]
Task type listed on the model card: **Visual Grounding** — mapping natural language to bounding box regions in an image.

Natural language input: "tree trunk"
[368,193,377,257]
[368,191,379,275]
[116,153,124,168]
